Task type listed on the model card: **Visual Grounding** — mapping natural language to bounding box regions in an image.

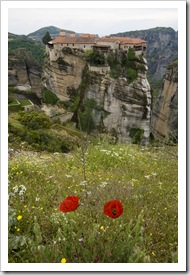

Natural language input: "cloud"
[8,8,178,36]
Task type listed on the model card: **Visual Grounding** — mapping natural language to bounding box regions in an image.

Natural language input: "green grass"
[8,141,178,263]
[8,99,19,106]
[8,99,32,107]
[20,100,32,106]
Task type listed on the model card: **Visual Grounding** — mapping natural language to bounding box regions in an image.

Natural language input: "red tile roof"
[50,35,96,44]
[97,36,146,45]
[49,35,147,46]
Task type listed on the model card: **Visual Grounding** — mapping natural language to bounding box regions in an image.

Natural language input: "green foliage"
[107,48,140,82]
[127,68,138,83]
[88,50,105,66]
[8,37,45,65]
[8,113,82,153]
[8,86,17,94]
[127,47,136,61]
[78,99,99,133]
[167,60,178,69]
[8,141,178,263]
[148,76,162,103]
[18,111,51,130]
[129,128,144,144]
[125,48,138,83]
[69,96,80,112]
[42,31,52,45]
[110,64,123,78]
[42,88,59,105]
[9,105,24,113]
[8,96,16,105]
[84,49,93,61]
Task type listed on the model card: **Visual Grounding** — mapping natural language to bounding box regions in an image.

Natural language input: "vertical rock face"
[43,51,152,144]
[84,58,151,145]
[43,53,86,101]
[151,62,178,141]
[8,49,42,97]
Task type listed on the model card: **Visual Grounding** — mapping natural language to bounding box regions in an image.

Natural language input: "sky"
[8,6,178,37]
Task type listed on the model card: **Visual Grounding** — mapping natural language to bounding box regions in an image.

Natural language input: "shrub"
[18,111,51,130]
[129,128,144,144]
[110,64,122,78]
[42,88,59,105]
[9,105,24,113]
[127,68,138,83]
[88,50,105,66]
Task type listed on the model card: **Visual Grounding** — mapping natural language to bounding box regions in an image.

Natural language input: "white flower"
[13,186,18,193]
[144,175,151,179]
[79,181,87,186]
[151,172,157,176]
[100,181,108,188]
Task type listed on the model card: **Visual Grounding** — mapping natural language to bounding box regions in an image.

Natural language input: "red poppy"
[103,200,123,219]
[59,196,79,213]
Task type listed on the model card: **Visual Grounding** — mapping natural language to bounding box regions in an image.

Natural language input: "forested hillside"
[8,33,45,65]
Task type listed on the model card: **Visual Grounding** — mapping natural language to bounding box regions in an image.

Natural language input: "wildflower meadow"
[8,138,178,263]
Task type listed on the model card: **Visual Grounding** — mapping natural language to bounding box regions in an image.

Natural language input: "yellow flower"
[100,226,105,230]
[17,228,20,232]
[152,251,155,256]
[61,258,67,263]
[32,206,35,208]
[17,215,22,221]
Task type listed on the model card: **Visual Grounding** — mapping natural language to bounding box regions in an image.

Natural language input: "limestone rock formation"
[8,48,42,97]
[43,50,151,145]
[84,60,151,145]
[151,61,178,142]
[43,53,86,101]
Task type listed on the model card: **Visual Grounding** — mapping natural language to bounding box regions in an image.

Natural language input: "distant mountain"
[27,25,80,43]
[111,27,178,83]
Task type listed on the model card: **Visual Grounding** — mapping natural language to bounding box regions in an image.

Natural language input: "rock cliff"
[151,61,178,142]
[85,66,151,145]
[43,53,86,101]
[43,50,151,145]
[8,48,42,97]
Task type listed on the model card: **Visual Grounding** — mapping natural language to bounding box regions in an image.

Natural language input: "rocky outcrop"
[43,50,151,145]
[151,61,178,142]
[8,48,42,97]
[84,60,151,145]
[111,27,178,81]
[43,54,86,101]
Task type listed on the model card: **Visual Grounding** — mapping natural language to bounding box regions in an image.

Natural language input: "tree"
[42,31,52,45]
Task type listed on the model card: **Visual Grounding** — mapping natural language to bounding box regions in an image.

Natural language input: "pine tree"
[42,31,52,45]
